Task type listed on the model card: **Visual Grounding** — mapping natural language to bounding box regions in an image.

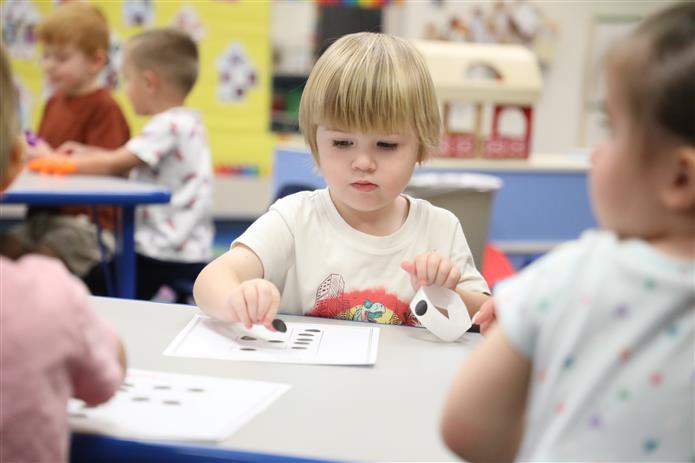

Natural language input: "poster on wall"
[4,0,275,175]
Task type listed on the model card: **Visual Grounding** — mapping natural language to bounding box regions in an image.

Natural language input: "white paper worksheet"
[68,369,290,442]
[163,315,380,365]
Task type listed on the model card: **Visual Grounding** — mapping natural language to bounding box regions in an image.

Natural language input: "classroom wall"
[2,0,276,174]
[271,0,678,155]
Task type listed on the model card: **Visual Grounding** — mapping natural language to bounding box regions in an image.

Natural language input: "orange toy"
[28,156,78,175]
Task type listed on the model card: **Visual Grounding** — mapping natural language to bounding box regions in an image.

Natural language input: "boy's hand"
[226,278,281,331]
[472,298,497,335]
[56,141,90,155]
[401,252,461,290]
[26,139,54,161]
[27,156,77,175]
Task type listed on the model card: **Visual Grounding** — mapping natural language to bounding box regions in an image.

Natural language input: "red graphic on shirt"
[307,273,416,326]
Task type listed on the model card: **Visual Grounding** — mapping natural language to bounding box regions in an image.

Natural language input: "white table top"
[92,296,481,462]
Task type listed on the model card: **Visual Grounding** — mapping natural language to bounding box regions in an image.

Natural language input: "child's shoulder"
[1,255,88,309]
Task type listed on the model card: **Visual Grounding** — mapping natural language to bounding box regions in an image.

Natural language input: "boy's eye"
[377,142,398,150]
[332,140,352,147]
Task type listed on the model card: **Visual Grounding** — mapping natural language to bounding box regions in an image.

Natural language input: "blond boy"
[194,32,490,329]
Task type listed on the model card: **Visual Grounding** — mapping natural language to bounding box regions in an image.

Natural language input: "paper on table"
[163,314,380,365]
[68,369,290,442]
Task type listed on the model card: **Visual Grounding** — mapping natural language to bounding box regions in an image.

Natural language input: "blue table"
[1,172,171,298]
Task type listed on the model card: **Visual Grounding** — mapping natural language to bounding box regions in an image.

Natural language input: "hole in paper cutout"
[163,400,181,406]
[241,336,257,341]
[132,396,150,402]
[436,306,450,318]
[70,413,88,418]
[415,300,428,316]
[240,347,256,351]
[188,387,205,393]
[292,346,308,350]
[154,385,171,390]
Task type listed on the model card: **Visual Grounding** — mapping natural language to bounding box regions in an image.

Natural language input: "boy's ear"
[1,135,26,192]
[143,69,160,93]
[90,48,108,71]
[661,145,695,212]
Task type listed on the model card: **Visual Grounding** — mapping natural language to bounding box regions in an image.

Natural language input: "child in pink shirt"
[0,46,126,463]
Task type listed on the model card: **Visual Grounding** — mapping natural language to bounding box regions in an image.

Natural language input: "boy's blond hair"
[0,46,19,174]
[37,2,109,57]
[125,28,199,97]
[299,32,442,163]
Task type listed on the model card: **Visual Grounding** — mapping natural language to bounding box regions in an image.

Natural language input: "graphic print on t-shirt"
[307,273,417,326]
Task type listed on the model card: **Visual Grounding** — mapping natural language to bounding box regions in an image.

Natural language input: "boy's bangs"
[313,62,415,135]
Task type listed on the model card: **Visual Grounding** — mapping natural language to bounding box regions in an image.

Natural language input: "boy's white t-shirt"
[234,189,489,325]
[495,230,695,462]
[126,107,213,262]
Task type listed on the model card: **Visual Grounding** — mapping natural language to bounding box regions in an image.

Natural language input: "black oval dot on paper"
[123,382,134,387]
[132,396,150,402]
[305,329,320,332]
[272,319,287,333]
[154,385,171,390]
[240,347,256,351]
[292,346,307,350]
[70,413,88,419]
[294,341,310,345]
[268,340,284,343]
[297,333,313,337]
[188,387,205,393]
[163,400,181,406]
[241,336,257,341]
[415,300,428,316]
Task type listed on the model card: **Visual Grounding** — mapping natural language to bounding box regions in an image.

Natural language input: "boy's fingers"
[262,287,281,330]
[426,254,441,284]
[442,266,460,289]
[400,261,415,274]
[255,284,271,323]
[242,284,258,326]
[415,254,429,285]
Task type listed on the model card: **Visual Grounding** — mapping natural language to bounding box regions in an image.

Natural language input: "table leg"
[117,205,136,299]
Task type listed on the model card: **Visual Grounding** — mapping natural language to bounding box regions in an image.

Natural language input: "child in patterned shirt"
[441,3,695,462]
[40,28,214,302]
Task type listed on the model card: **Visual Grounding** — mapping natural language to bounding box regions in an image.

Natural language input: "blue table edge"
[70,433,341,463]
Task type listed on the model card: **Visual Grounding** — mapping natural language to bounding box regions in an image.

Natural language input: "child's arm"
[193,244,281,331]
[29,145,144,177]
[441,325,530,462]
[59,142,145,176]
[401,252,491,316]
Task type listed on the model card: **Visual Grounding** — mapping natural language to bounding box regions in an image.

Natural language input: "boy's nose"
[352,151,376,171]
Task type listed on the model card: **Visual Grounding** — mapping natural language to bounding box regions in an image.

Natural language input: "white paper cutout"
[164,315,380,365]
[68,369,290,442]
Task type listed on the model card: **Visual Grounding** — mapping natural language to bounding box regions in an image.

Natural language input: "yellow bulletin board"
[1,0,276,176]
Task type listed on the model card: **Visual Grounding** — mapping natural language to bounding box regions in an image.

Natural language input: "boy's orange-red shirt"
[37,88,130,230]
